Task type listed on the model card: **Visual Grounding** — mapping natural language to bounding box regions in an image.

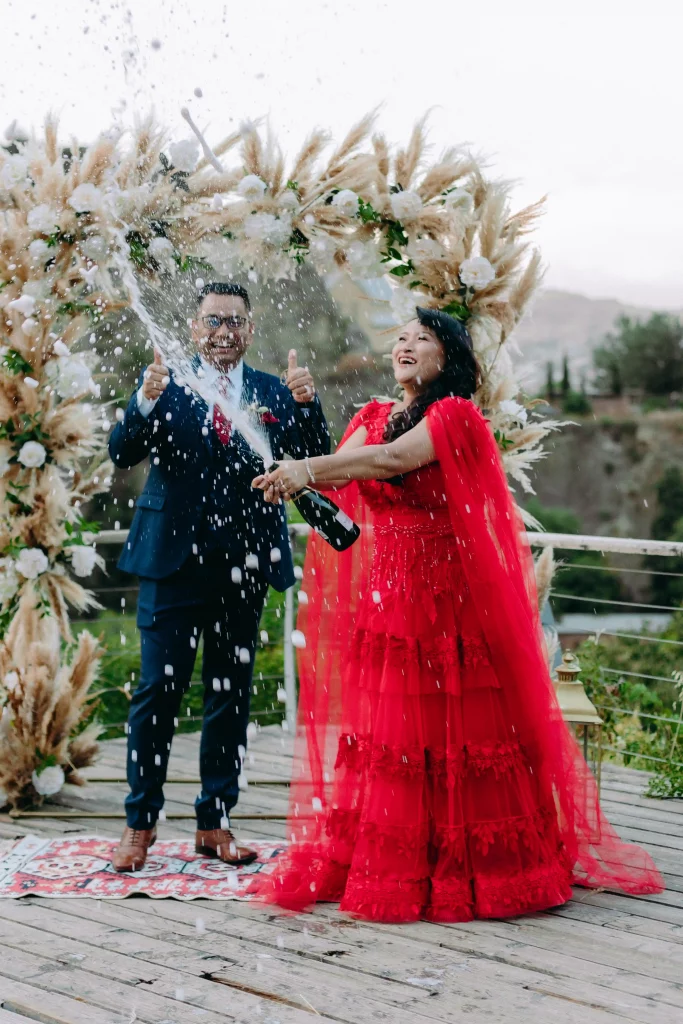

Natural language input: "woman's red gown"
[254,397,663,922]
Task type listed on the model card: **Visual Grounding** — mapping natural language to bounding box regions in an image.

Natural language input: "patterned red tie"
[212,376,233,445]
[212,403,232,445]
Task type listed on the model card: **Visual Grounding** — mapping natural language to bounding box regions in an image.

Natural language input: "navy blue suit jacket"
[108,363,330,591]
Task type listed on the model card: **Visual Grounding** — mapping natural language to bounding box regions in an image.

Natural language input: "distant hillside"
[514,289,664,390]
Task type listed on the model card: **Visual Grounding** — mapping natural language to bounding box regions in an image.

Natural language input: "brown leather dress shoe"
[111,826,157,872]
[195,828,258,866]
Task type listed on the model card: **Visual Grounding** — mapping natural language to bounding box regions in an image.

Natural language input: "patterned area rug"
[0,835,283,900]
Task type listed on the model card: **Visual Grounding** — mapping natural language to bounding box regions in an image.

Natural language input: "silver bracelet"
[304,457,316,484]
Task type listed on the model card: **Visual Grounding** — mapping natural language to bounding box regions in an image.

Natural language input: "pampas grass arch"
[0,112,558,807]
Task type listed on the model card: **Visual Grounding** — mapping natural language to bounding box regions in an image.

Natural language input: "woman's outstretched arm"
[253,418,435,501]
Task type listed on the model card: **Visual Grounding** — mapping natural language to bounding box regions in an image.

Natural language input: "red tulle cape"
[252,397,663,919]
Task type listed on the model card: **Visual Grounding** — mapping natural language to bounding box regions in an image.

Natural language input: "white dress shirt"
[136,358,244,419]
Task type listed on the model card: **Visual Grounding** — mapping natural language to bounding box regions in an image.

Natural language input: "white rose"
[407,237,445,262]
[15,547,49,580]
[21,317,39,336]
[55,357,94,399]
[68,183,103,214]
[28,239,49,261]
[459,256,495,290]
[237,174,267,200]
[443,188,474,215]
[148,236,175,269]
[17,441,47,468]
[7,294,36,317]
[345,241,382,279]
[308,234,337,271]
[389,286,420,325]
[331,189,359,218]
[278,189,300,212]
[169,139,199,173]
[0,154,29,189]
[32,764,65,797]
[27,204,58,235]
[243,212,291,247]
[498,399,528,425]
[80,233,107,261]
[389,190,422,222]
[69,545,98,578]
[4,120,29,143]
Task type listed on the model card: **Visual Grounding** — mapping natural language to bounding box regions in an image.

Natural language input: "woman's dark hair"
[384,306,481,442]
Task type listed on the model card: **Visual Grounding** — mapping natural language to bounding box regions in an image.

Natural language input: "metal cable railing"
[82,526,683,783]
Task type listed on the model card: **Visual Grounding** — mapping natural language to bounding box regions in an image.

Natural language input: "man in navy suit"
[109,282,329,871]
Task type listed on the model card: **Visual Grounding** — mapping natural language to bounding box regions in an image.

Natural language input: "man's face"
[191,292,254,371]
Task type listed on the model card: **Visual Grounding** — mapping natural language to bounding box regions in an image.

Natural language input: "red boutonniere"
[248,401,279,425]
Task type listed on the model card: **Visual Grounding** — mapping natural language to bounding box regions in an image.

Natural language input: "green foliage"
[646,759,683,799]
[562,391,592,415]
[2,349,35,376]
[645,467,683,607]
[594,313,683,397]
[525,499,623,615]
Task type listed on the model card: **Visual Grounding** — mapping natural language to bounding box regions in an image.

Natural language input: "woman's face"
[391,319,446,391]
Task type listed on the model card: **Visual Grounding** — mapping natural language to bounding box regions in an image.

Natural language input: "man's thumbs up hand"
[284,348,316,404]
[142,347,170,401]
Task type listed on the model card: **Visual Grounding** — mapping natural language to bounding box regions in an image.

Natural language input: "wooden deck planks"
[0,729,682,1023]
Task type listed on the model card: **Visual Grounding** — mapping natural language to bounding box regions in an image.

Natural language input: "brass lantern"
[554,651,603,791]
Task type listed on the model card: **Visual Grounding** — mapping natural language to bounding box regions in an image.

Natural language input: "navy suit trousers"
[125,551,268,830]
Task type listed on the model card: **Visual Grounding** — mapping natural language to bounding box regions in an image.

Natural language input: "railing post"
[283,529,298,734]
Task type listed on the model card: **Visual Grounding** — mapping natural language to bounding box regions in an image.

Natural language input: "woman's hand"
[252,460,309,503]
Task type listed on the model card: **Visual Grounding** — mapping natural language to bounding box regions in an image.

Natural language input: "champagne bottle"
[268,464,360,551]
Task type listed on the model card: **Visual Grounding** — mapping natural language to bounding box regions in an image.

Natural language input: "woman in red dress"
[252,306,662,923]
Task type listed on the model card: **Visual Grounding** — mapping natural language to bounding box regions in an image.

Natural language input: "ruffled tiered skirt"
[269,507,573,922]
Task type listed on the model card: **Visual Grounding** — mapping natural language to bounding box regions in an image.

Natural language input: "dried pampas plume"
[534,546,557,611]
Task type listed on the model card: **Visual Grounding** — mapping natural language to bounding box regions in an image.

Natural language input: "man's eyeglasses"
[199,315,250,331]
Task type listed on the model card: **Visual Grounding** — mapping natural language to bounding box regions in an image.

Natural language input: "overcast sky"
[2,0,681,308]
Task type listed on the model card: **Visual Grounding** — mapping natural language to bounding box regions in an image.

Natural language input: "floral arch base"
[0,112,557,807]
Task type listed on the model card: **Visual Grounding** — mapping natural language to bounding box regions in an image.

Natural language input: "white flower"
[407,237,445,263]
[70,545,98,578]
[80,233,107,261]
[55,357,95,399]
[79,265,99,289]
[459,256,495,290]
[32,764,65,797]
[7,294,36,317]
[148,236,175,270]
[0,154,29,189]
[4,119,29,143]
[17,441,47,468]
[331,189,359,218]
[27,204,58,235]
[15,547,49,579]
[345,241,382,279]
[278,189,300,212]
[389,190,422,222]
[389,286,420,325]
[28,239,49,261]
[68,183,103,214]
[0,559,18,604]
[243,212,291,247]
[3,671,19,692]
[443,188,474,215]
[21,317,39,337]
[308,234,337,271]
[498,399,528,425]
[237,174,267,201]
[169,139,199,173]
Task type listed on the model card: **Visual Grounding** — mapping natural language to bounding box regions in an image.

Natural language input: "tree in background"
[594,314,683,397]
[645,467,683,607]
[525,499,623,616]
[561,354,571,398]
[545,361,555,401]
